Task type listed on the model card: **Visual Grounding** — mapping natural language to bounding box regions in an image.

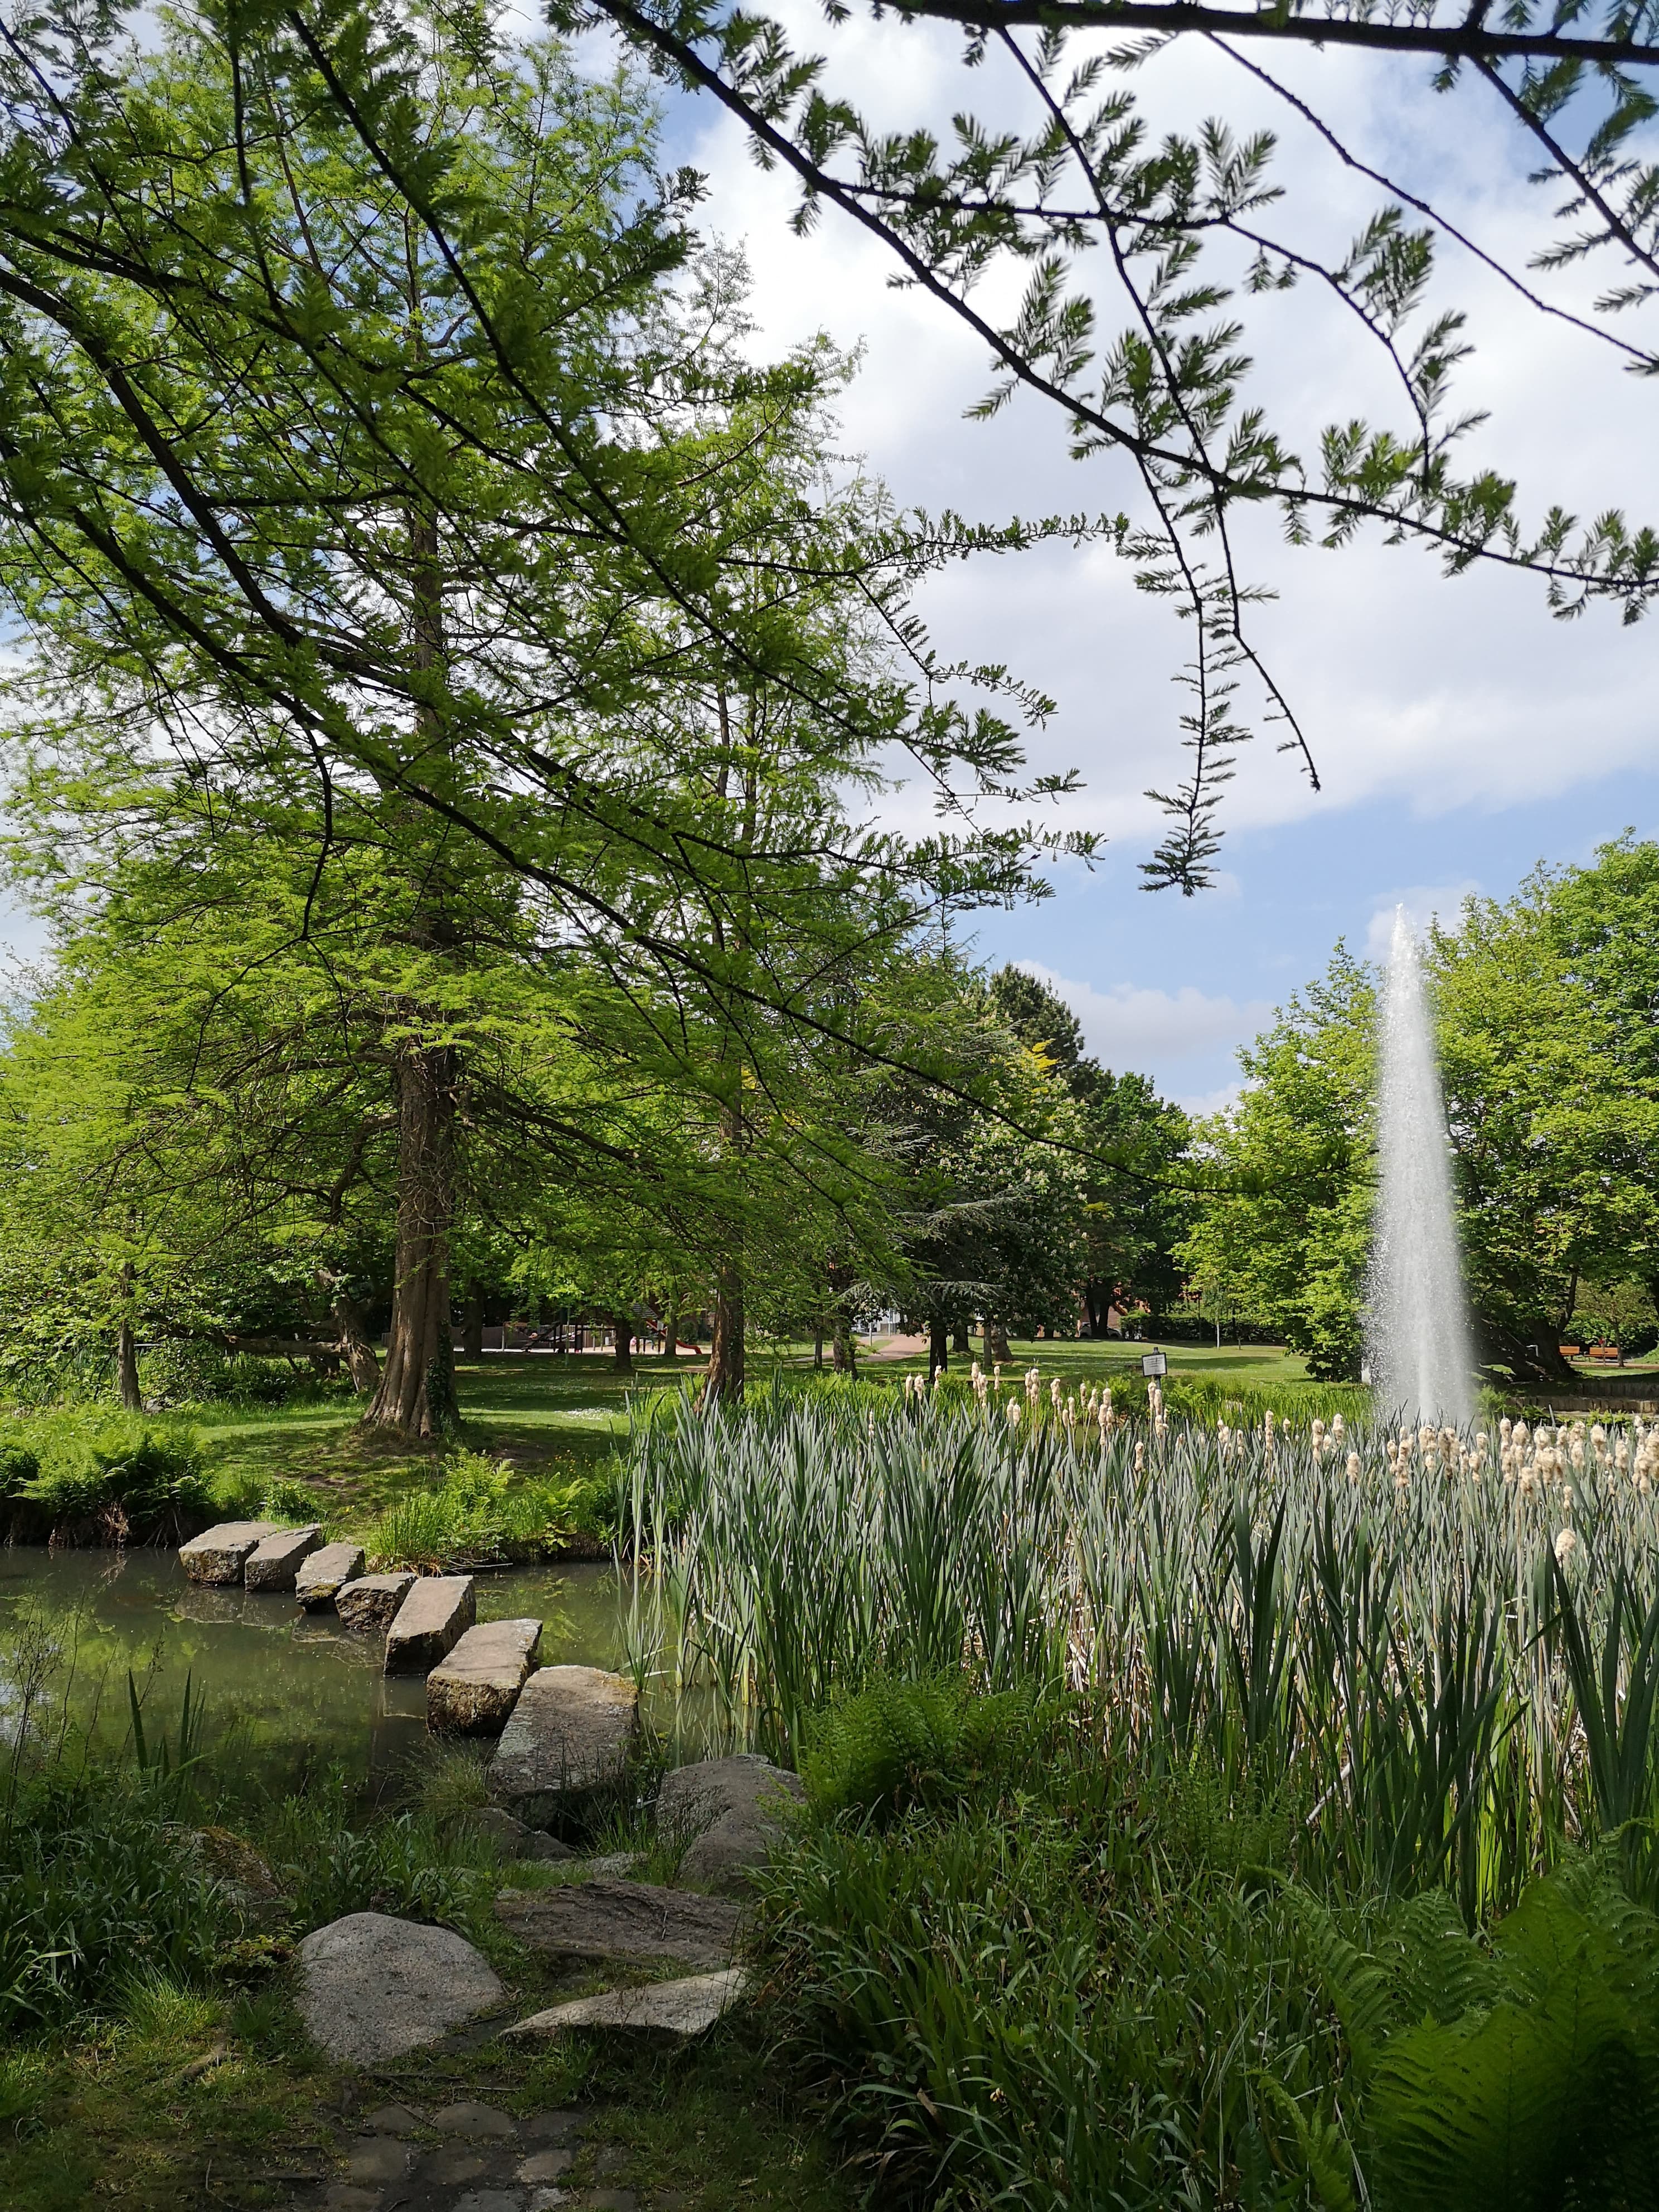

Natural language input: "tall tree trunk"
[660,1301,680,1366]
[952,1323,969,1356]
[928,1317,948,1381]
[613,1312,634,1375]
[462,1290,484,1361]
[813,1316,824,1369]
[986,1317,1011,1364]
[708,1262,744,1401]
[115,1267,141,1410]
[330,1289,381,1395]
[833,1311,856,1373]
[367,1041,458,1437]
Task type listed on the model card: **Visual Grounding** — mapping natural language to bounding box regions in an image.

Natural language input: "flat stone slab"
[488,1665,638,1816]
[432,2101,514,2138]
[470,1806,575,1861]
[295,1911,505,2065]
[658,1753,806,1894]
[493,1879,742,1970]
[297,1541,367,1610]
[178,1521,282,1585]
[335,1573,414,1632]
[243,1524,323,1592]
[428,1618,542,1734]
[507,1967,749,2041]
[385,1574,476,1676]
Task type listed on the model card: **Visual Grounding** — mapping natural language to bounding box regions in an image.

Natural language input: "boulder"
[506,1968,748,2041]
[295,1911,506,2065]
[427,1617,541,1734]
[470,1806,574,1861]
[178,1521,282,1586]
[493,1879,741,1971]
[385,1574,476,1676]
[335,1572,415,1632]
[297,1541,367,1611]
[488,1665,637,1818]
[657,1753,806,1893]
[243,1524,324,1592]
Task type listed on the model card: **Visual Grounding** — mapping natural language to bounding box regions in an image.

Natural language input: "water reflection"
[0,1546,647,1795]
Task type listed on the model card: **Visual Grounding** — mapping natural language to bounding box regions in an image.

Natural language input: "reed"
[628,1390,1659,1915]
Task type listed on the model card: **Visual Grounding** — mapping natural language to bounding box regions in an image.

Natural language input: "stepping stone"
[523,2111,588,2142]
[419,2148,489,2185]
[358,2105,422,2136]
[428,1618,542,1734]
[517,2148,574,2181]
[336,1573,414,1632]
[493,1879,741,1971]
[657,1754,806,1894]
[385,1574,476,1676]
[298,1541,367,1611]
[506,1968,748,2041]
[347,2139,412,2182]
[488,1666,638,1819]
[432,2101,515,2138]
[178,1521,282,1585]
[244,1524,323,1592]
[295,1912,505,2065]
[453,2192,523,2212]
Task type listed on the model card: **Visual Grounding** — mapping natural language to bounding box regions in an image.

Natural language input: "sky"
[6,13,1655,1110]
[632,12,1659,1112]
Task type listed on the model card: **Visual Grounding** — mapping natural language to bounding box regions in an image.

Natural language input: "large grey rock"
[493,1879,741,1971]
[471,1806,574,1861]
[335,1572,414,1632]
[244,1524,323,1592]
[297,1541,367,1611]
[488,1665,637,1817]
[428,1618,542,1734]
[178,1521,282,1585]
[657,1753,806,1893]
[385,1574,476,1676]
[506,1968,748,2041]
[295,1911,505,2065]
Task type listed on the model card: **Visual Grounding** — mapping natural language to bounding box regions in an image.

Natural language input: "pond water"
[0,1546,695,1800]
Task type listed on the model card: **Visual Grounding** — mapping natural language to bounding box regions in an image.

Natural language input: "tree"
[1182,842,1659,1386]
[0,4,1089,1424]
[584,0,1659,885]
[988,966,1191,1331]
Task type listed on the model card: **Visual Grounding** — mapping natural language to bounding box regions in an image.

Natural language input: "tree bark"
[659,1301,680,1365]
[116,1316,141,1411]
[813,1316,824,1369]
[613,1311,634,1375]
[833,1311,856,1373]
[952,1323,969,1356]
[707,1262,744,1401]
[928,1317,949,1381]
[462,1290,484,1361]
[986,1318,1011,1364]
[329,1295,381,1394]
[366,1040,459,1437]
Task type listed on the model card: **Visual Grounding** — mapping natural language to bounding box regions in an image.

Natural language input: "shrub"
[260,1767,492,1934]
[0,1414,211,1542]
[801,1675,1045,1825]
[363,1449,615,1569]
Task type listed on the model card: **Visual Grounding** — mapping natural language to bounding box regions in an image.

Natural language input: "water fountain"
[1367,906,1475,1426]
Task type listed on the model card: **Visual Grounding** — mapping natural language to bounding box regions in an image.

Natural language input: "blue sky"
[6,14,1654,1117]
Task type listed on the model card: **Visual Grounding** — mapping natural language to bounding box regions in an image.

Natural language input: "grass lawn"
[189,1335,1316,1515]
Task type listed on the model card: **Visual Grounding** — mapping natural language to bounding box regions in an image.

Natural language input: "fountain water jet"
[1367,908,1474,1426]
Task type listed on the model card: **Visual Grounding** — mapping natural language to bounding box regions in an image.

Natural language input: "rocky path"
[309,2097,662,2212]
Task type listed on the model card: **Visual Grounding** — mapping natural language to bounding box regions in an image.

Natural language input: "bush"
[139,1341,339,1409]
[0,1413,212,1543]
[801,1675,1045,1825]
[260,1767,492,1935]
[0,1767,234,2034]
[363,1449,615,1569]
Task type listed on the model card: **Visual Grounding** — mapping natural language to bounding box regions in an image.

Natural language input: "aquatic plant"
[629,1394,1659,1914]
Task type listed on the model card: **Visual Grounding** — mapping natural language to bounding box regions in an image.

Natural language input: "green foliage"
[0,1767,232,2034]
[260,1768,491,1936]
[0,2053,48,2142]
[0,1413,210,1541]
[800,1674,1042,1823]
[362,1447,615,1569]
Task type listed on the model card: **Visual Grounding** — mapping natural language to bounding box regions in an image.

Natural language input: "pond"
[0,1546,701,1801]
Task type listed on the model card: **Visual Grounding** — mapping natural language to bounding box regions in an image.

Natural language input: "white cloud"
[1018,962,1273,1070]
